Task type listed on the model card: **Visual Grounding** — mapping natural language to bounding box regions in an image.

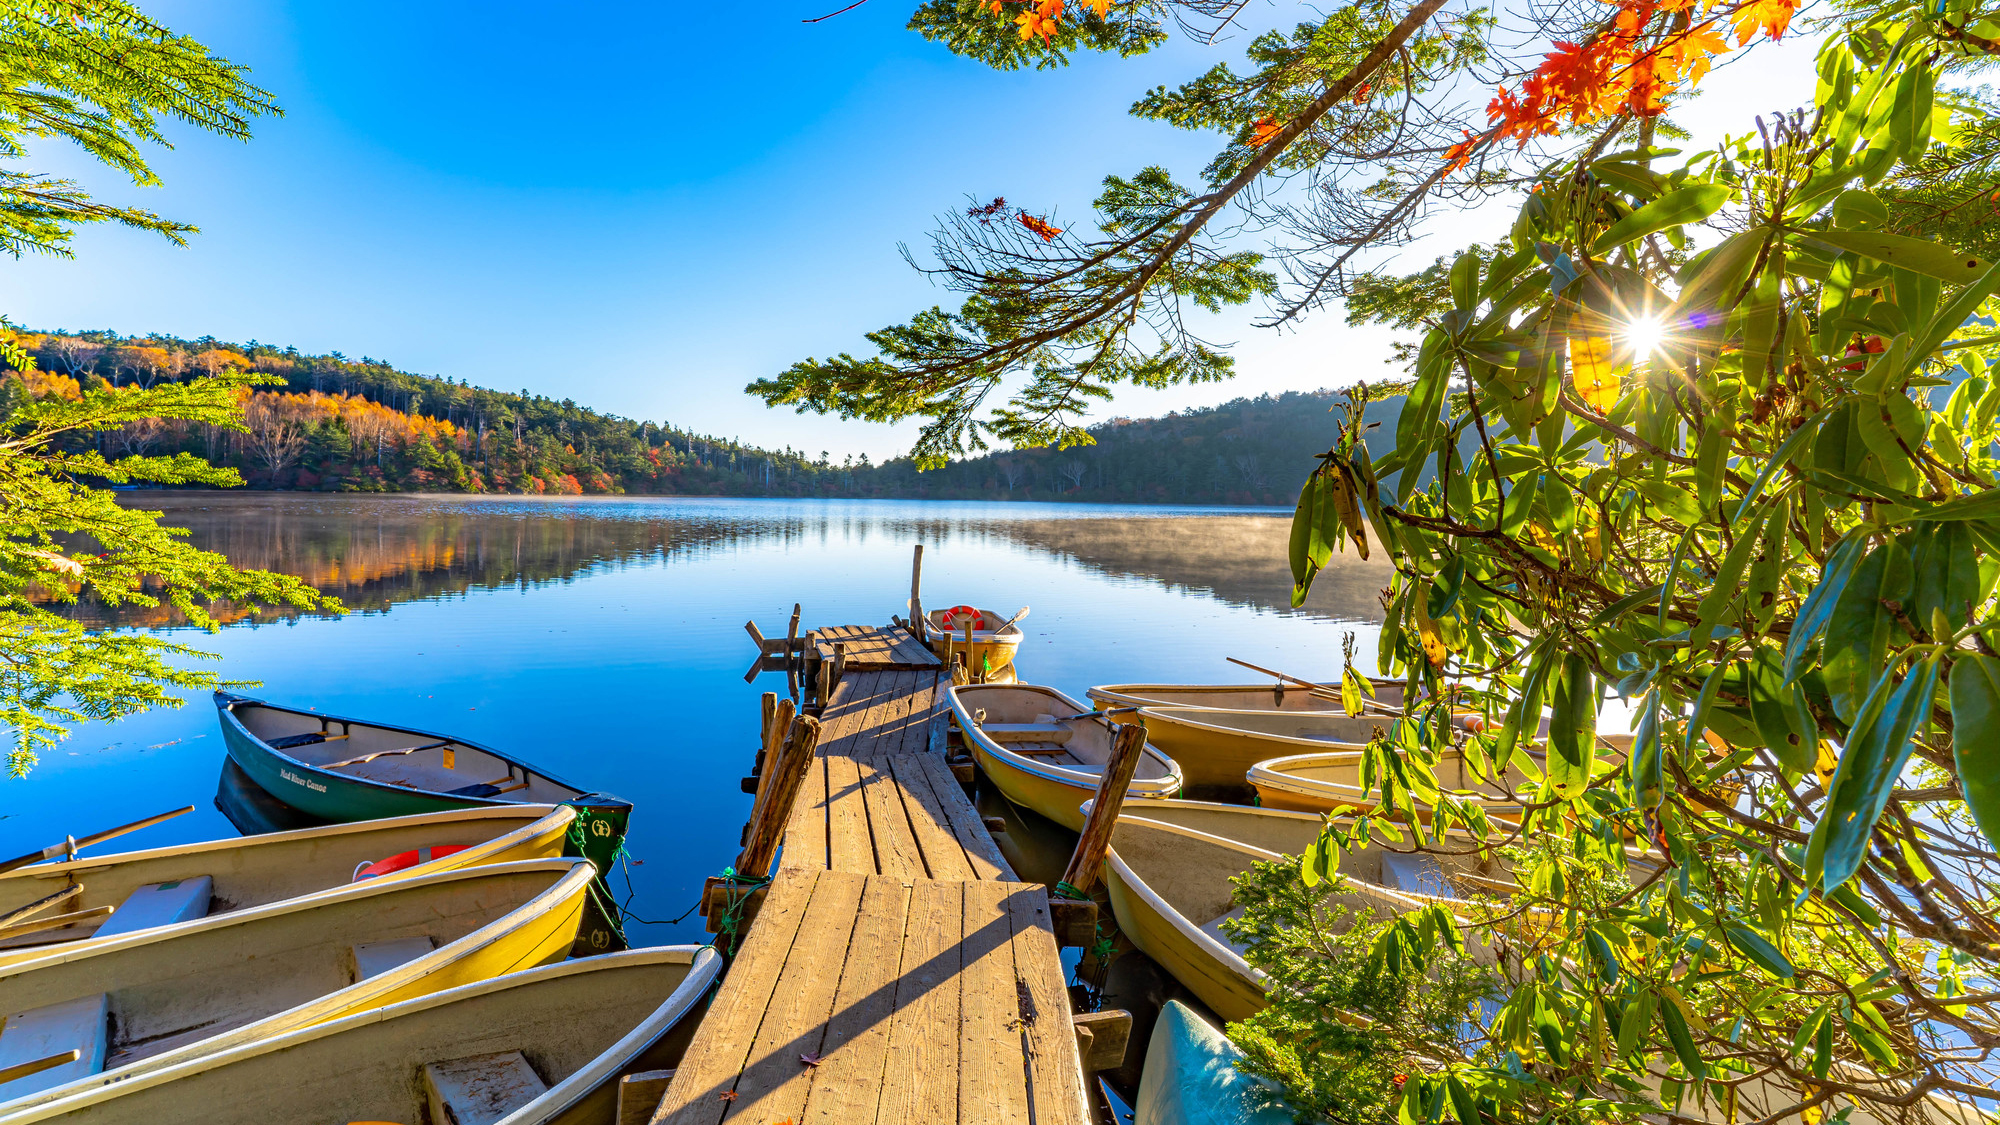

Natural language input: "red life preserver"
[351,844,472,881]
[940,605,983,630]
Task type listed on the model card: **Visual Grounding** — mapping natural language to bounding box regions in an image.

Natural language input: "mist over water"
[9,492,1388,944]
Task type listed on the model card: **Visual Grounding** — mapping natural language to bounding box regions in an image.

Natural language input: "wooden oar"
[0,1050,82,1087]
[1226,657,1404,716]
[0,884,83,930]
[0,905,114,942]
[991,605,1030,633]
[0,805,193,875]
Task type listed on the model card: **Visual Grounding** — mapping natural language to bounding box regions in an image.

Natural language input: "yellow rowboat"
[949,683,1183,830]
[1127,707,1384,792]
[5,946,721,1125]
[0,858,593,1111]
[0,805,574,963]
[1091,799,1511,1023]
[1087,679,1407,713]
[926,606,1024,674]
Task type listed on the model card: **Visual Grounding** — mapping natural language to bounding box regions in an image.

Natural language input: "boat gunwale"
[925,607,1026,646]
[1097,803,1449,1003]
[1247,750,1553,813]
[0,803,568,883]
[1086,681,1401,712]
[948,683,1183,797]
[215,691,620,807]
[0,858,599,1114]
[1137,706,1383,754]
[5,945,723,1124]
[0,856,593,977]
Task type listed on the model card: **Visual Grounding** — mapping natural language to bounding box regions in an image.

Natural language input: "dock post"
[1059,721,1148,897]
[747,696,796,823]
[908,544,925,643]
[736,714,823,880]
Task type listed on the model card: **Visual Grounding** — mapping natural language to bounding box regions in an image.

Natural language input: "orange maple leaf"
[1015,7,1059,40]
[1730,0,1795,43]
[1248,115,1284,146]
[1083,0,1110,14]
[1018,213,1063,241]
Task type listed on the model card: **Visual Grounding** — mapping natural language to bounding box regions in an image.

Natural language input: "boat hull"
[0,805,573,964]
[1133,1001,1295,1125]
[214,693,632,891]
[967,736,1100,831]
[1103,850,1264,1023]
[0,860,595,1113]
[4,946,723,1125]
[925,607,1024,674]
[950,684,1182,830]
[1130,712,1370,792]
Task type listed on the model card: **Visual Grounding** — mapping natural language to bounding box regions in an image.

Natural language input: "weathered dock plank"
[811,624,937,671]
[656,635,1084,1125]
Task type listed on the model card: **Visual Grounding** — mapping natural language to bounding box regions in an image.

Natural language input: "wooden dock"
[653,624,1093,1125]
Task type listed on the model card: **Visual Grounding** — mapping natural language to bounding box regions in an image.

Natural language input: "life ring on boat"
[352,843,472,881]
[940,605,984,631]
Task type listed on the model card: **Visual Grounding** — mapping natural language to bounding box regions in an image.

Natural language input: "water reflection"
[99,493,1389,627]
[13,492,1387,948]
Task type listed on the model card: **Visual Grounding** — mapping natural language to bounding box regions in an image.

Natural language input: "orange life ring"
[940,605,983,631]
[352,843,472,881]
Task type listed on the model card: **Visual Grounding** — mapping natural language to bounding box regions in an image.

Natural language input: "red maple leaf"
[1018,213,1063,242]
[798,1052,824,1067]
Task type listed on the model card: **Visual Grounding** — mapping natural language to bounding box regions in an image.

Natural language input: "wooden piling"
[908,544,925,643]
[1058,721,1149,897]
[736,714,822,881]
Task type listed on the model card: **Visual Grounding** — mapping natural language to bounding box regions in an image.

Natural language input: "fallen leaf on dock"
[798,1052,822,1067]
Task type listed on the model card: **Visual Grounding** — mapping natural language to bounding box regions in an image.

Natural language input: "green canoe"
[212,692,630,883]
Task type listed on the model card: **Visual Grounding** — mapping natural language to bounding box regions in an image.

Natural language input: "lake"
[6,492,1389,947]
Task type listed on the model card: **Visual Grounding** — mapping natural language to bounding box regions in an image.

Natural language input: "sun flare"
[1621,314,1668,357]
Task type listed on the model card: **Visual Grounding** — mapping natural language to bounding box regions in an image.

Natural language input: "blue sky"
[1,2,1820,460]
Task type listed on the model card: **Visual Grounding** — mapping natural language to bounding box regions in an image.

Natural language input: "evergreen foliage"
[0,0,278,257]
[0,327,332,775]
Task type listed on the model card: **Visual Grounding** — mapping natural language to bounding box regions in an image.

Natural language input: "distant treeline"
[10,329,1397,503]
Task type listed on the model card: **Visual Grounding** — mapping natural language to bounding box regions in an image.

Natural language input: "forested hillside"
[7,329,1400,503]
[860,390,1406,505]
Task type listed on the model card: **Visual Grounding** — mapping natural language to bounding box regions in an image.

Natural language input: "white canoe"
[0,858,594,1111]
[4,945,723,1125]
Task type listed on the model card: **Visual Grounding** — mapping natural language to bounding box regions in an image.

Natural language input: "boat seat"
[0,994,108,1101]
[94,876,213,939]
[981,723,1073,744]
[352,935,435,980]
[267,732,330,750]
[1380,852,1454,899]
[423,1050,549,1125]
[446,783,504,798]
[1197,906,1253,957]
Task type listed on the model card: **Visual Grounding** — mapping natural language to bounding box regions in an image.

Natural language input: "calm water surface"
[6,493,1390,946]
